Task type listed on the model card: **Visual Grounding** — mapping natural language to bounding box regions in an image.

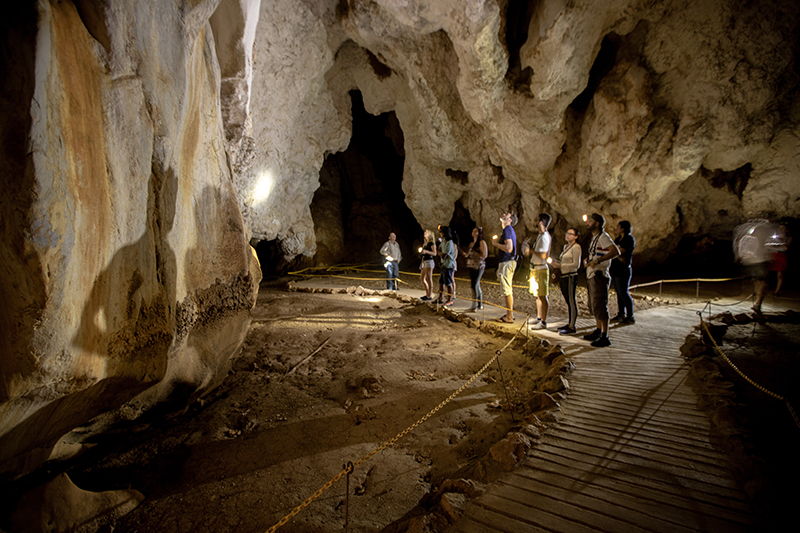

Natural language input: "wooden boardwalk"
[452,301,764,533]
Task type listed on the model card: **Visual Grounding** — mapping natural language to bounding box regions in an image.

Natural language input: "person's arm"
[492,232,514,253]
[480,240,488,260]
[591,238,619,267]
[380,242,389,257]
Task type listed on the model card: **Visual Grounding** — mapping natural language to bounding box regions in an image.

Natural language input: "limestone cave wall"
[0,0,261,477]
[237,0,800,265]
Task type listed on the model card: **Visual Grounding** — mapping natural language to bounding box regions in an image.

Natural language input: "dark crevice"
[446,169,469,186]
[701,164,752,200]
[569,33,620,115]
[504,0,536,92]
[366,50,393,80]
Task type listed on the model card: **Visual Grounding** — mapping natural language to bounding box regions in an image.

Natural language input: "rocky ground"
[3,272,797,533]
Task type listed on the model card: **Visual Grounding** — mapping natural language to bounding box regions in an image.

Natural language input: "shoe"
[610,314,624,322]
[530,317,541,324]
[443,300,454,307]
[531,321,547,330]
[476,305,483,311]
[591,336,611,347]
[497,315,514,323]
[421,296,432,301]
[621,316,635,324]
[558,326,576,335]
[583,329,601,341]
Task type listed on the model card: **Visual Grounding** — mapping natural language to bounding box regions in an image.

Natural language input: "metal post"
[344,461,353,532]
[659,280,662,299]
[696,280,700,303]
[495,353,516,422]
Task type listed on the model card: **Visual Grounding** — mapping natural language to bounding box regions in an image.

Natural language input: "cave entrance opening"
[313,90,421,270]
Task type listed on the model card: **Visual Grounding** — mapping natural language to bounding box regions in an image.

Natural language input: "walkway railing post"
[659,280,662,299]
[696,280,700,303]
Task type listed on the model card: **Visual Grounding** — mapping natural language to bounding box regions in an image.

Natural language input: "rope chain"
[698,316,799,429]
[265,320,527,533]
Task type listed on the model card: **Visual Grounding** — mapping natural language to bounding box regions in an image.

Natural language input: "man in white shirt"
[524,213,552,330]
[380,233,402,290]
[583,213,619,347]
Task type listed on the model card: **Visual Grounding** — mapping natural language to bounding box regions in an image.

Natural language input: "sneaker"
[621,316,635,324]
[530,317,541,324]
[476,305,483,311]
[531,321,547,330]
[420,296,432,301]
[443,300,454,307]
[583,328,601,341]
[610,314,624,322]
[591,336,611,347]
[558,326,576,335]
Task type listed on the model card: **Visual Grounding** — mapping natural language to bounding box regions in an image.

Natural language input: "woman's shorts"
[421,259,435,270]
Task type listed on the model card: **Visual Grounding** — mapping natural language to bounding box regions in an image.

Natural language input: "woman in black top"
[610,220,635,324]
[462,226,488,311]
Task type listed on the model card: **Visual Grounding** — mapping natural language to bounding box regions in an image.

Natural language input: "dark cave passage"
[312,90,422,269]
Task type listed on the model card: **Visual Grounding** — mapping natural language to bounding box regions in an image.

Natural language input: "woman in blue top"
[437,226,457,306]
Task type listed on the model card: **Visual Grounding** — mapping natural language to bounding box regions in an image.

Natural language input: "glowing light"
[418,247,423,253]
[547,257,553,264]
[492,235,498,240]
[386,256,394,262]
[582,214,588,222]
[252,171,274,204]
[361,297,382,303]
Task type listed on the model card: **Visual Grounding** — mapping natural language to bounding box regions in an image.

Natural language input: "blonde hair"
[423,229,434,243]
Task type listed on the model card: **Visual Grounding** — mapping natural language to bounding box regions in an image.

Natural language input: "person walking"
[380,232,402,290]
[437,226,457,306]
[492,212,518,323]
[583,213,619,347]
[419,229,437,300]
[463,226,488,311]
[551,227,581,335]
[610,220,636,324]
[523,213,553,330]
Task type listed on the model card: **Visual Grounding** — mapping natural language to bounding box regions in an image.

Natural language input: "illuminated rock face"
[0,0,260,475]
[239,0,799,262]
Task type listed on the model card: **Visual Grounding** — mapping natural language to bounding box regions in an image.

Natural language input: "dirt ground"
[4,271,797,533]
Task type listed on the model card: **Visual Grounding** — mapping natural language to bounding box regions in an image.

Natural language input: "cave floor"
[63,274,798,533]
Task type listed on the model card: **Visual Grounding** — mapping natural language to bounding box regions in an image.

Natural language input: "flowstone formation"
[236,0,799,264]
[1,0,260,477]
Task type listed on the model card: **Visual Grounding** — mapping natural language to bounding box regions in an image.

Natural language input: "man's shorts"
[744,262,770,281]
[497,260,516,296]
[587,272,610,321]
[439,267,454,286]
[529,268,549,297]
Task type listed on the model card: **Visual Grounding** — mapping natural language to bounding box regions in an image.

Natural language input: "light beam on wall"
[253,170,275,204]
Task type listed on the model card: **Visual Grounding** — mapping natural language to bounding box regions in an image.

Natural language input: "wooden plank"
[511,462,755,527]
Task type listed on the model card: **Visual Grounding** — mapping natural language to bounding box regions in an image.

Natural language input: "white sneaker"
[531,321,547,330]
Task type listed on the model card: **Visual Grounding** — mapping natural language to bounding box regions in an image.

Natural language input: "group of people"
[379,210,636,348]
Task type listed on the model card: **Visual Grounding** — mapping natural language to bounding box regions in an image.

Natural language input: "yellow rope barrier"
[265,317,528,533]
[699,318,799,429]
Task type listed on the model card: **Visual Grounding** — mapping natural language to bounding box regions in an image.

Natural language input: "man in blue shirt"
[492,212,517,322]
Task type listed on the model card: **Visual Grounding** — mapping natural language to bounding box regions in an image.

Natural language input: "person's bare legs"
[537,296,549,323]
[599,318,609,334]
[753,280,767,311]
[505,295,514,320]
[775,272,784,296]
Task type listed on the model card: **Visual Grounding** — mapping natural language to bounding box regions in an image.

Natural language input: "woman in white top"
[419,229,437,301]
[550,227,581,335]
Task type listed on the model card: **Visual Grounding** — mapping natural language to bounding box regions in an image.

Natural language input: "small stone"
[438,492,467,523]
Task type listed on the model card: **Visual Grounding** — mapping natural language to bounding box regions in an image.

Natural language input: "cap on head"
[590,213,605,227]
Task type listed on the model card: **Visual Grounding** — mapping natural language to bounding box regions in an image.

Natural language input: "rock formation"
[236,0,799,263]
[1,0,260,477]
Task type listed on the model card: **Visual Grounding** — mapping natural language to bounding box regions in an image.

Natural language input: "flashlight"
[547,257,553,264]
[492,235,498,240]
[386,256,394,262]
[418,247,423,253]
[582,214,588,222]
